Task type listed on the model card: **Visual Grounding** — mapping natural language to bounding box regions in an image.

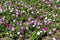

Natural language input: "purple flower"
[45,26,49,30]
[20,30,24,33]
[6,23,12,27]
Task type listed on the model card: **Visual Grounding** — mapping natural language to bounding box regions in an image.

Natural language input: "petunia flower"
[40,15,44,19]
[52,28,57,32]
[20,26,24,29]
[25,21,32,25]
[28,17,32,21]
[6,23,15,31]
[48,31,52,35]
[11,27,15,31]
[44,12,48,15]
[19,34,23,38]
[26,27,29,30]
[33,20,38,26]
[17,32,20,35]
[47,20,51,25]
[20,29,24,33]
[0,20,2,25]
[52,37,56,40]
[44,26,49,30]
[42,26,49,32]
[6,23,12,27]
[41,0,45,4]
[37,31,40,35]
[10,34,12,38]
[44,20,47,25]
[47,1,52,6]
[0,4,2,12]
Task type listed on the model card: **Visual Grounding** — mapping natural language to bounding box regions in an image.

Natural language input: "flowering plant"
[0,0,60,40]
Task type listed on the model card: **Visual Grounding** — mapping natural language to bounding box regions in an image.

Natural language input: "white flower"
[40,31,43,33]
[10,34,12,37]
[53,19,55,21]
[12,14,15,17]
[17,32,20,35]
[52,37,56,40]
[52,28,56,32]
[22,10,25,13]
[48,31,52,35]
[13,20,16,22]
[32,25,35,27]
[10,8,14,12]
[45,17,47,19]
[6,32,8,34]
[31,20,34,23]
[32,11,34,14]
[56,0,59,2]
[16,12,19,15]
[11,27,15,31]
[29,7,32,10]
[36,11,39,14]
[37,26,40,29]
[47,19,51,21]
[37,31,40,35]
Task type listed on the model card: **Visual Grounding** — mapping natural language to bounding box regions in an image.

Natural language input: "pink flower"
[0,4,2,12]
[44,20,47,25]
[28,17,32,21]
[47,1,52,5]
[34,20,38,26]
[42,28,46,32]
[42,26,49,32]
[47,21,51,25]
[6,23,12,27]
[6,23,15,31]
[0,20,2,25]
[44,12,48,15]
[45,26,49,30]
[25,21,31,25]
[20,26,24,29]
[10,34,12,38]
[41,0,45,4]
[26,27,29,30]
[19,34,23,38]
[11,27,15,31]
[40,16,44,19]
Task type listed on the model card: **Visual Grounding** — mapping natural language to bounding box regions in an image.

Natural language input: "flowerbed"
[0,0,60,40]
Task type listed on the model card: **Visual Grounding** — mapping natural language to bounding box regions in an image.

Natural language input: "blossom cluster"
[0,0,60,40]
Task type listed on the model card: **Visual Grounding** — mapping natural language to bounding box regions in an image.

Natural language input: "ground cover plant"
[0,0,60,40]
